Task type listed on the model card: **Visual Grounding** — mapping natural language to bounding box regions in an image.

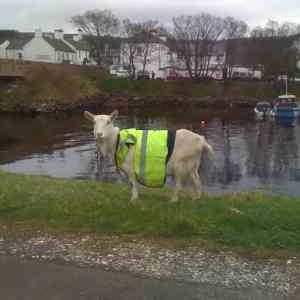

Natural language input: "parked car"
[136,70,150,80]
[109,65,130,78]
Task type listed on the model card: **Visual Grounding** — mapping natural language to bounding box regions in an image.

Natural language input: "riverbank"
[1,63,300,113]
[1,170,300,296]
[1,170,300,258]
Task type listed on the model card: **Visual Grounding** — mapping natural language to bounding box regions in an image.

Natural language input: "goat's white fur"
[84,110,213,203]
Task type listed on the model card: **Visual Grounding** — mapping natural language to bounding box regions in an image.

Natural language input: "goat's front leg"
[123,147,139,203]
[128,172,139,203]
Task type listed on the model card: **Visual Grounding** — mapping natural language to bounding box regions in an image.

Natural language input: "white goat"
[84,110,213,203]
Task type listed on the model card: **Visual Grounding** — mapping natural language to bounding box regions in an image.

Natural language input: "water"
[0,109,300,197]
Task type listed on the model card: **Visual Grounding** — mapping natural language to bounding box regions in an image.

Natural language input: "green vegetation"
[2,62,300,112]
[98,76,300,99]
[0,63,99,111]
[1,170,300,257]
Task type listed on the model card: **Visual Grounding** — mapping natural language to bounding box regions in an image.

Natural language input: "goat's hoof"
[129,198,139,205]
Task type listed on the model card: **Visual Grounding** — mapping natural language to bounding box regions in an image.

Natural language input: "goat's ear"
[110,110,119,122]
[84,111,95,122]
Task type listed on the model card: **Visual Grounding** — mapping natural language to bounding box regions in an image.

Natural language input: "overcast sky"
[1,0,300,32]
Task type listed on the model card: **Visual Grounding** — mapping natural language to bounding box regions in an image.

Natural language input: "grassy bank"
[0,170,300,257]
[1,61,300,112]
[98,77,300,99]
[0,63,99,112]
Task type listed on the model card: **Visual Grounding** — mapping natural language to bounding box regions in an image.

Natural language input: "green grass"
[1,170,300,257]
[97,76,300,99]
[3,65,300,112]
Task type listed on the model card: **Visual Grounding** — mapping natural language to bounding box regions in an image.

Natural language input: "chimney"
[54,29,64,40]
[35,28,43,38]
[74,28,83,41]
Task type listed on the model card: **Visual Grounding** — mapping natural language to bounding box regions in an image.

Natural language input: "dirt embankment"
[1,93,259,113]
[2,61,297,113]
[0,62,99,113]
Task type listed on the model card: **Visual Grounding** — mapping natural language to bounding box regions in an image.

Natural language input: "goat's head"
[84,110,119,141]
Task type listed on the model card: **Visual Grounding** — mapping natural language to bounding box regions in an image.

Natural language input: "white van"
[109,65,130,78]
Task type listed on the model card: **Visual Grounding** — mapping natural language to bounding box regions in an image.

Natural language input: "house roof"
[5,31,75,53]
[165,38,226,56]
[224,36,297,66]
[43,36,76,53]
[0,30,18,45]
[6,33,34,50]
[0,38,8,45]
[63,34,90,51]
[123,32,163,45]
[86,35,122,50]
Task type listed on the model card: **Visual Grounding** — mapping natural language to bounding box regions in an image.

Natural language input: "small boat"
[254,101,272,118]
[270,94,299,118]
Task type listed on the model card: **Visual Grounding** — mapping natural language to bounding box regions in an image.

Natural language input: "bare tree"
[121,19,142,79]
[139,20,160,76]
[71,9,119,66]
[223,17,248,79]
[249,20,300,79]
[121,19,160,78]
[171,13,225,79]
[251,20,300,38]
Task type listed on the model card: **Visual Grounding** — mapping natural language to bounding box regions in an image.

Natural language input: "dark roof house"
[64,34,90,51]
[0,30,18,45]
[5,31,75,53]
[43,36,75,53]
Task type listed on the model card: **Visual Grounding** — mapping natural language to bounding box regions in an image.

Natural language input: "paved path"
[0,255,287,300]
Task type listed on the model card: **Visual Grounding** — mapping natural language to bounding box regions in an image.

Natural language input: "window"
[57,52,62,61]
[216,55,224,62]
[136,46,142,56]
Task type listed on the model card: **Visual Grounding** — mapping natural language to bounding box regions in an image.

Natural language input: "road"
[0,255,288,300]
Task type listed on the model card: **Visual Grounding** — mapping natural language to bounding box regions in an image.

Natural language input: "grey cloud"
[1,0,300,32]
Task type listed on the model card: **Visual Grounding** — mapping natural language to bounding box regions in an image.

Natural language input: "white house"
[63,30,91,65]
[120,35,178,78]
[0,39,10,59]
[5,29,77,64]
[120,35,227,79]
[5,33,33,60]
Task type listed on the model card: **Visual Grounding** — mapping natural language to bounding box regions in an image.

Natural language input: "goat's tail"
[203,139,214,159]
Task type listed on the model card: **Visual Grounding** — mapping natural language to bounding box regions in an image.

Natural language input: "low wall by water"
[2,94,258,113]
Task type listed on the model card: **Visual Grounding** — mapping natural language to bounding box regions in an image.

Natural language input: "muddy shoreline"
[1,95,260,113]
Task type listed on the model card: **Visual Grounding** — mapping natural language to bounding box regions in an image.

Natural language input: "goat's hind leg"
[170,170,183,203]
[190,169,202,201]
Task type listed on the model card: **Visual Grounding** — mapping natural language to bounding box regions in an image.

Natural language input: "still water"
[1,108,300,197]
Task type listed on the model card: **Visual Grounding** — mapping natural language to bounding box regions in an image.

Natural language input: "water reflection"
[0,110,300,196]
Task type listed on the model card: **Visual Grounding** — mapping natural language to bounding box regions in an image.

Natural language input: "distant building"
[0,30,17,59]
[120,35,226,79]
[1,29,93,65]
[63,29,91,65]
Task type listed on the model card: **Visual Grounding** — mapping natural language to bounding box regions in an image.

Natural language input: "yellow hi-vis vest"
[115,129,171,187]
